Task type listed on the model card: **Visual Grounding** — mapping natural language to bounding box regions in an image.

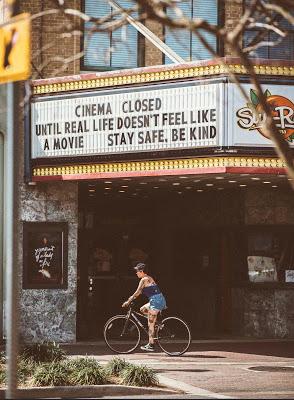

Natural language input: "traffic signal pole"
[5,81,20,399]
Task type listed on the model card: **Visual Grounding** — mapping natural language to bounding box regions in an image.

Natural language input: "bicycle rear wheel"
[157,316,191,356]
[104,315,141,354]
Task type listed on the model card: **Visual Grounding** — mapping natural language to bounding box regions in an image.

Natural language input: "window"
[243,2,294,60]
[83,0,140,70]
[247,228,294,283]
[164,0,218,64]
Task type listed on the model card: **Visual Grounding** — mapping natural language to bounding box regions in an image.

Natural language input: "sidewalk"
[60,339,294,399]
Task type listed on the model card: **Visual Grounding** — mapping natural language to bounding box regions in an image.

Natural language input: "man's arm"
[122,278,147,307]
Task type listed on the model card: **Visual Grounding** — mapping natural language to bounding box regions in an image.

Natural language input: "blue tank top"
[142,284,161,299]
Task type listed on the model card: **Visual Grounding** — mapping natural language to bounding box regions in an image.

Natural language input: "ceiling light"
[139,182,147,185]
[177,191,182,194]
[206,183,214,186]
[123,178,132,181]
[278,175,286,178]
[272,185,278,188]
[240,174,249,176]
[185,187,192,189]
[121,185,128,188]
[153,186,159,189]
[194,179,200,183]
[88,189,95,192]
[263,181,271,184]
[251,177,260,181]
[119,190,125,193]
[217,187,224,190]
[215,176,224,180]
[229,180,236,183]
[179,176,188,179]
[158,178,167,182]
[105,181,112,184]
[172,182,180,186]
[239,184,247,187]
[105,187,111,190]
[197,189,203,192]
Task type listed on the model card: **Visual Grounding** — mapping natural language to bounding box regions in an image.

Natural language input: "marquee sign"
[31,81,224,159]
[30,79,294,162]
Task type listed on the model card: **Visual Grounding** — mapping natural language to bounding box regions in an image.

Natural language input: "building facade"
[11,0,294,342]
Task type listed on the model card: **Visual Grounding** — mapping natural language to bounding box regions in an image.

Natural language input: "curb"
[157,374,232,399]
[0,384,179,399]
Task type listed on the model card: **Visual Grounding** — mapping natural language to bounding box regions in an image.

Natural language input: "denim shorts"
[149,293,167,311]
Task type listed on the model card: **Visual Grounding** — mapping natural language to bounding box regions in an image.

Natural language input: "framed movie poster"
[23,222,68,289]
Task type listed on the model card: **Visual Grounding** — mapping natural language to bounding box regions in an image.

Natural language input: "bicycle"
[103,302,191,356]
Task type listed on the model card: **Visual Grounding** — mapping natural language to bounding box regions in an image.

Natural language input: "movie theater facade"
[21,58,294,342]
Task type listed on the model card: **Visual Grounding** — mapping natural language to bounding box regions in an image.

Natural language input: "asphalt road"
[62,340,294,399]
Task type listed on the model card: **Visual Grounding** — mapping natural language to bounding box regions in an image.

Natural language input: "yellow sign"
[0,12,30,84]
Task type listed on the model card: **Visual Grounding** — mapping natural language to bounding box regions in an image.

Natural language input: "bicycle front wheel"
[157,316,191,356]
[104,315,141,354]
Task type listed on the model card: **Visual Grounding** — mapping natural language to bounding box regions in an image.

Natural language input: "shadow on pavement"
[187,342,294,358]
[156,369,211,373]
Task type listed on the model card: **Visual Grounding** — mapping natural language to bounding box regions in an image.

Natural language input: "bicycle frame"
[125,306,149,336]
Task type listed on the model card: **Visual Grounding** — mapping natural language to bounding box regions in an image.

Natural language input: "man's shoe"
[140,343,155,352]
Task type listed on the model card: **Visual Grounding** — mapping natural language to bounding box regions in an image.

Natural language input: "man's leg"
[148,310,158,345]
[140,303,150,316]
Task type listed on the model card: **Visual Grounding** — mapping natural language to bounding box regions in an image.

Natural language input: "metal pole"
[5,81,19,399]
[108,0,185,64]
[0,130,4,342]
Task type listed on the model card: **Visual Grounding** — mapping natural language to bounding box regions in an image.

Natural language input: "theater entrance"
[77,179,232,340]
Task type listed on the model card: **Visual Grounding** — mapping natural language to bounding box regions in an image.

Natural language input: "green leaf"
[264,89,271,97]
[250,89,259,107]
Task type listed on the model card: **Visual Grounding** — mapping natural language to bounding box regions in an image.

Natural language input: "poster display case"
[23,222,68,289]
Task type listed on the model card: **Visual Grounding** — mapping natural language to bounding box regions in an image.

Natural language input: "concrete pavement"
[61,340,294,399]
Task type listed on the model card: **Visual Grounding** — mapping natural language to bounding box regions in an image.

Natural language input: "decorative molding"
[32,63,294,95]
[32,156,286,179]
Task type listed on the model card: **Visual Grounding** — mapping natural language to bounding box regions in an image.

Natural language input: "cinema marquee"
[28,59,294,182]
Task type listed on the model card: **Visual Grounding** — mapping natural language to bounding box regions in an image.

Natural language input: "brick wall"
[224,0,243,56]
[21,0,81,79]
[144,19,164,66]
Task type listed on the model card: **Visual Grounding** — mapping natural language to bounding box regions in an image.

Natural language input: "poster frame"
[23,221,68,289]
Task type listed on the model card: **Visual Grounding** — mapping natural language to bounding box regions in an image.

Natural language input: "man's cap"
[133,262,146,272]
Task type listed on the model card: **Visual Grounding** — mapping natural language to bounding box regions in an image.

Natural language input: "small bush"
[31,361,70,387]
[18,357,37,385]
[21,341,66,363]
[0,351,6,364]
[105,357,131,377]
[66,357,107,385]
[120,364,158,387]
[0,366,6,386]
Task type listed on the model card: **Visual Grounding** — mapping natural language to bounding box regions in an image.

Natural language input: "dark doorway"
[167,227,220,337]
[77,181,228,340]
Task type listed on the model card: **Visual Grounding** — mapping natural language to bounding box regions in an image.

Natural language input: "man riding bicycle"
[122,262,167,352]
